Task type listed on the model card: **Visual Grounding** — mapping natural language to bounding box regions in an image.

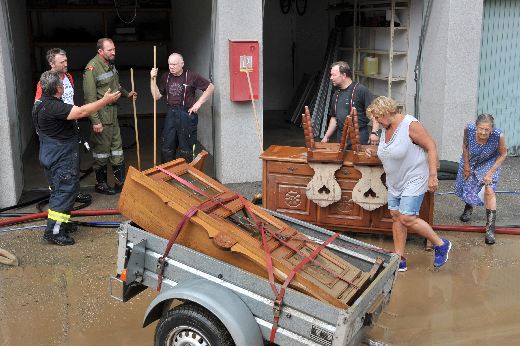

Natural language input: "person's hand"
[369,133,379,145]
[128,91,138,100]
[483,172,493,186]
[321,136,330,143]
[463,164,471,180]
[92,123,103,133]
[102,88,121,104]
[150,68,158,79]
[188,101,201,114]
[428,174,439,192]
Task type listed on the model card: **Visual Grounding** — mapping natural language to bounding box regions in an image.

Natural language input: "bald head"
[168,53,185,76]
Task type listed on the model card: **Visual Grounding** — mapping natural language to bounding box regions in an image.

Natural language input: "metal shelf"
[358,26,407,30]
[357,49,407,55]
[355,72,406,82]
[28,6,171,13]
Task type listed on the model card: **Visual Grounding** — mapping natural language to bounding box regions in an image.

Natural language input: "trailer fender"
[143,278,263,346]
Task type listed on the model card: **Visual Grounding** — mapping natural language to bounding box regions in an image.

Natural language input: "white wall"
[0,0,33,207]
[263,0,330,110]
[420,0,484,161]
[212,0,264,183]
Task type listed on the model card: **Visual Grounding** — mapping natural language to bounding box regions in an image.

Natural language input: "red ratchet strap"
[157,166,211,199]
[155,167,341,343]
[237,196,340,343]
[155,166,238,291]
[155,194,239,291]
[264,227,359,289]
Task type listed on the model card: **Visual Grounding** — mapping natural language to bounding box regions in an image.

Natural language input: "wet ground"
[1,138,519,345]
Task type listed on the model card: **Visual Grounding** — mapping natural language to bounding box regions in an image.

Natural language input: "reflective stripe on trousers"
[38,133,79,235]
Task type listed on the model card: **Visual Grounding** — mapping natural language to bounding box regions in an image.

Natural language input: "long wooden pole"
[153,46,157,166]
[130,68,141,171]
[244,68,262,153]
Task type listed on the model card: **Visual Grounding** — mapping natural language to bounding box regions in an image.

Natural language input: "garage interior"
[6,0,417,192]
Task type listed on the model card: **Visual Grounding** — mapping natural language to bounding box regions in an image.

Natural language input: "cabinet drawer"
[267,161,314,176]
[335,167,362,180]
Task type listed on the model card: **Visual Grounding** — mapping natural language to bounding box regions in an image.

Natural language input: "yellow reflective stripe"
[48,209,71,223]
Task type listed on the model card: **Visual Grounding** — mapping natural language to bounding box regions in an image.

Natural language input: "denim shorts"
[387,193,425,216]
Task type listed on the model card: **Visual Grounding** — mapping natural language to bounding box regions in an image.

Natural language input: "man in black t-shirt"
[150,52,215,163]
[322,61,379,147]
[33,71,120,245]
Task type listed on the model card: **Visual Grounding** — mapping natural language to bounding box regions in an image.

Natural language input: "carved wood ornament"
[302,105,387,211]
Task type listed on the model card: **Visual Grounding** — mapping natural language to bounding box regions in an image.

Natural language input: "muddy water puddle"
[358,232,520,345]
[2,227,520,345]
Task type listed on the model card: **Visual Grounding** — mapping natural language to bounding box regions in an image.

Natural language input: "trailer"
[111,210,399,346]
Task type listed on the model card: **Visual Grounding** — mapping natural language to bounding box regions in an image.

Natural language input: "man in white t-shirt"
[35,48,74,104]
[34,48,92,209]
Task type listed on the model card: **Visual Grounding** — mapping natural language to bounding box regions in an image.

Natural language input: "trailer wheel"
[155,302,235,346]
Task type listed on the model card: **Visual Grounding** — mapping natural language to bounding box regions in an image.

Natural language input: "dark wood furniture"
[260,145,434,234]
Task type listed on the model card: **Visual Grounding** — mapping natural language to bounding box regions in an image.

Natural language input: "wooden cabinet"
[261,145,433,234]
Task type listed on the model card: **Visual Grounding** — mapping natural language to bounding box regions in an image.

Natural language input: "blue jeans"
[387,193,425,216]
[162,106,198,163]
[39,134,79,234]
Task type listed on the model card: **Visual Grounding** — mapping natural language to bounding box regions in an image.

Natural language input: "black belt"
[169,104,186,109]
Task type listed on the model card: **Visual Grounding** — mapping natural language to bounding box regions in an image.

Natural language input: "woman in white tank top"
[367,96,451,271]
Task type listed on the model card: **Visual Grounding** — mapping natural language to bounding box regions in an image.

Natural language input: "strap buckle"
[273,298,282,321]
[156,256,168,291]
[156,256,168,275]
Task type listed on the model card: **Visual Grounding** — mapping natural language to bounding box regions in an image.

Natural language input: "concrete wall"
[0,0,32,207]
[212,0,264,183]
[263,0,330,110]
[7,0,33,153]
[405,0,423,114]
[420,0,484,161]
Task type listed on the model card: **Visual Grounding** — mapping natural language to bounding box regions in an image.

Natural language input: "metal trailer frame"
[112,210,399,346]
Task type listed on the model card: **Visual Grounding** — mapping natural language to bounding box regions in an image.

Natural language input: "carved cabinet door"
[318,178,371,228]
[265,173,317,223]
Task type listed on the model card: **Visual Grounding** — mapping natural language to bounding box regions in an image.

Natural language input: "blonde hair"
[367,96,398,119]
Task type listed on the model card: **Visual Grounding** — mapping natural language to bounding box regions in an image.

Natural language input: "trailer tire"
[155,302,235,346]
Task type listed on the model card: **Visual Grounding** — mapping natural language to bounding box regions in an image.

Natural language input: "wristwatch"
[370,131,379,136]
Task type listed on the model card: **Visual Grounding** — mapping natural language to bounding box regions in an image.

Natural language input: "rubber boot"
[113,162,126,193]
[485,209,496,245]
[459,203,473,222]
[43,223,75,246]
[95,166,115,195]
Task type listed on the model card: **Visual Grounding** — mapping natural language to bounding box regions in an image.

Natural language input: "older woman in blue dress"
[367,96,451,271]
[455,114,507,244]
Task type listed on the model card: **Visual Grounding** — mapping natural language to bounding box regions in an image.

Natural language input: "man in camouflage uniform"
[83,38,137,194]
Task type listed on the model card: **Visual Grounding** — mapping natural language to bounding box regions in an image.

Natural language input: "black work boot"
[459,203,473,222]
[43,226,75,246]
[485,209,496,245]
[112,162,126,193]
[95,166,115,195]
[76,192,92,204]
